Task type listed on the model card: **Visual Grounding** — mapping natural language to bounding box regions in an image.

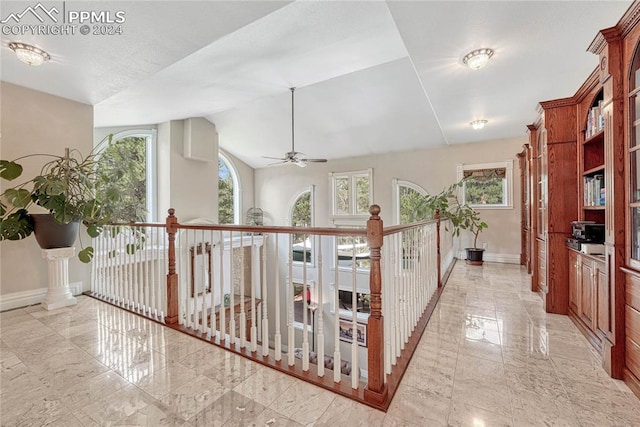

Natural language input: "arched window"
[218,153,240,224]
[393,179,428,224]
[289,186,314,264]
[96,129,157,222]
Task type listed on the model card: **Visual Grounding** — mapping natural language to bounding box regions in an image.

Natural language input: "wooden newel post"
[436,209,441,288]
[364,204,388,406]
[165,208,179,325]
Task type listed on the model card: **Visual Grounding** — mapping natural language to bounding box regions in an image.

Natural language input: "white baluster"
[251,234,258,352]
[240,233,247,348]
[208,232,216,340]
[287,234,295,366]
[218,231,225,343]
[274,234,282,361]
[262,234,269,357]
[333,236,341,383]
[302,237,309,372]
[351,239,359,390]
[316,236,324,377]
[229,231,236,345]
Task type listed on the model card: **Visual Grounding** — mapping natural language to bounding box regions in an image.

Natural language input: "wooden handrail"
[363,204,388,406]
[109,222,166,228]
[382,218,439,236]
[111,216,441,237]
[175,223,367,236]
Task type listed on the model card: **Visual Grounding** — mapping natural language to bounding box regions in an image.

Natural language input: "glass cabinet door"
[630,44,640,263]
[537,130,547,239]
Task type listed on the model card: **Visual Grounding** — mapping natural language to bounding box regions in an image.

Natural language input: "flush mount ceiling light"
[8,42,50,66]
[463,48,494,70]
[470,119,488,130]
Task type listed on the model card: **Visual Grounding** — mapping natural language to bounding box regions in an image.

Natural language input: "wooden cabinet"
[528,101,577,315]
[569,250,580,314]
[518,145,532,273]
[537,238,546,295]
[520,1,640,391]
[579,257,596,330]
[568,248,607,351]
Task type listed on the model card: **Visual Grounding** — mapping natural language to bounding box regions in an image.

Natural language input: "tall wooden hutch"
[524,1,640,393]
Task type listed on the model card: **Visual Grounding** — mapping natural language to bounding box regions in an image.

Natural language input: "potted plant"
[0,135,124,262]
[418,179,489,265]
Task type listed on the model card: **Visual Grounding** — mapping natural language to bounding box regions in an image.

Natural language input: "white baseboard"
[0,281,83,312]
[441,249,455,273]
[456,250,520,264]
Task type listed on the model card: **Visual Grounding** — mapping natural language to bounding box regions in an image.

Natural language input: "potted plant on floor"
[0,135,124,262]
[418,179,488,265]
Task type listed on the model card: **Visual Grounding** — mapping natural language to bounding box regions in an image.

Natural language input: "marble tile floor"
[2,262,640,426]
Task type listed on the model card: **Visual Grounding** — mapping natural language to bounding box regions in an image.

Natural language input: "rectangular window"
[456,161,513,209]
[330,169,373,217]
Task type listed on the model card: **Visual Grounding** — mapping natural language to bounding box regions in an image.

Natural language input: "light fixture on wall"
[470,119,488,130]
[8,42,50,66]
[463,48,494,70]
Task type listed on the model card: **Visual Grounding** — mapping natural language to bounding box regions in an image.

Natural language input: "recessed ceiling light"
[8,42,50,66]
[470,120,488,130]
[463,48,494,70]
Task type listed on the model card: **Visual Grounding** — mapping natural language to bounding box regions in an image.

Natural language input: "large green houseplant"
[419,179,488,264]
[0,135,124,262]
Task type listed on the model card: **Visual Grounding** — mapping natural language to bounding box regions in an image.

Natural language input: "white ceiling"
[0,1,632,168]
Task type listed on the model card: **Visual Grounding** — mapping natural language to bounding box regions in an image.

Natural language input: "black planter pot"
[31,214,79,249]
[465,248,485,266]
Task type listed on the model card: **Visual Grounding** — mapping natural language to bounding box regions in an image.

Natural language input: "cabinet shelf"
[583,165,605,176]
[583,206,605,210]
[583,129,605,145]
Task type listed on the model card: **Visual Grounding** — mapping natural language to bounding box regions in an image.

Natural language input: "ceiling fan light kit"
[263,87,328,167]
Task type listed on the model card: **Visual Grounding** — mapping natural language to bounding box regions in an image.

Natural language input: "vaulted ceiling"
[0,1,632,168]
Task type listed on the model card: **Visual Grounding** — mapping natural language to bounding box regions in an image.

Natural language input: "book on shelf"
[584,174,605,206]
[585,101,605,139]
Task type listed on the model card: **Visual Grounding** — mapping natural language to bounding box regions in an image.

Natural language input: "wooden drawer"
[626,274,640,313]
[626,305,640,346]
[627,337,640,382]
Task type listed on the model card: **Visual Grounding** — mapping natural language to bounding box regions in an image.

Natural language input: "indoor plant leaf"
[0,160,23,181]
[0,209,33,240]
[5,188,32,208]
[78,247,94,263]
[86,223,101,238]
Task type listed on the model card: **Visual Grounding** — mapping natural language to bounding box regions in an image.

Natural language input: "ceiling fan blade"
[267,160,290,167]
[303,158,328,163]
[262,156,287,160]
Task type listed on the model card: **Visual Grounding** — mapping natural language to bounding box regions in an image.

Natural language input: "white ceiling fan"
[263,87,328,168]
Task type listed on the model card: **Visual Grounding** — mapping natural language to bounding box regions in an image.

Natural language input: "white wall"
[255,136,526,260]
[1,82,93,298]
[158,119,219,222]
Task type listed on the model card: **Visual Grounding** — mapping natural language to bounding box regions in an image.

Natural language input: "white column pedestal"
[41,247,77,310]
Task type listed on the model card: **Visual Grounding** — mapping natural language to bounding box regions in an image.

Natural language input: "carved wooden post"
[364,204,388,406]
[436,209,441,288]
[166,208,179,324]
